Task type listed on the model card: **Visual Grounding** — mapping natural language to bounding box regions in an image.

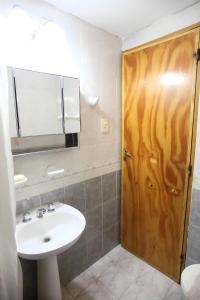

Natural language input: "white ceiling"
[44,0,200,38]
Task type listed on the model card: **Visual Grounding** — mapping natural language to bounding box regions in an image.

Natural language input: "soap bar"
[14,174,28,185]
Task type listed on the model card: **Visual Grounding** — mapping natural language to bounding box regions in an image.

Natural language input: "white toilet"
[181,264,200,299]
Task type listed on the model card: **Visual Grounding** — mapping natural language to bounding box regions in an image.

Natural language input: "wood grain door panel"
[122,30,200,281]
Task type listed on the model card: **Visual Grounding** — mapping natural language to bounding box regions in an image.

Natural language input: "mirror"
[13,68,63,137]
[7,67,80,154]
[63,76,80,133]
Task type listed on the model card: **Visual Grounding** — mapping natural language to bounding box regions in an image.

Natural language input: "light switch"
[101,118,109,134]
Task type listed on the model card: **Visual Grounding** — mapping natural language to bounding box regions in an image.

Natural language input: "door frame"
[121,22,200,280]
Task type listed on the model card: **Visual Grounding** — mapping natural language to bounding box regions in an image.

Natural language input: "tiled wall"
[17,171,121,300]
[186,189,200,267]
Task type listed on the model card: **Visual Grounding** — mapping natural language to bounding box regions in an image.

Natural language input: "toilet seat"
[181,264,200,299]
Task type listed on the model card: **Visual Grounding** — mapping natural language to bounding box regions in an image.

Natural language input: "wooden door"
[122,30,200,281]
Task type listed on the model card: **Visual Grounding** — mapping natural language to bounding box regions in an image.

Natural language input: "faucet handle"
[47,203,55,212]
[37,208,46,218]
[22,211,32,223]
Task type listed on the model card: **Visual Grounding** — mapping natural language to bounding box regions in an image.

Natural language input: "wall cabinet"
[8,67,80,139]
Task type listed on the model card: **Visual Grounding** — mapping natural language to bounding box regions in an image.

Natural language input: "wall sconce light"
[86,96,99,107]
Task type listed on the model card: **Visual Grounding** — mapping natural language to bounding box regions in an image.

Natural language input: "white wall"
[123,2,200,50]
[0,0,121,200]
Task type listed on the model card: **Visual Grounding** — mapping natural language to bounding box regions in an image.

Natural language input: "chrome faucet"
[37,208,46,218]
[47,203,55,212]
[22,211,32,223]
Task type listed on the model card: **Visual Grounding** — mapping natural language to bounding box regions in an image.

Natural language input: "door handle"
[124,148,133,160]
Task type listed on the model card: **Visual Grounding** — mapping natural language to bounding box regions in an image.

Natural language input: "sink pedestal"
[37,256,61,300]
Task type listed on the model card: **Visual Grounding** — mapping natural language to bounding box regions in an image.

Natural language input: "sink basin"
[16,202,86,300]
[16,203,86,260]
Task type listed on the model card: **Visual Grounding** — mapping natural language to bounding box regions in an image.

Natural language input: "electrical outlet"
[101,118,109,134]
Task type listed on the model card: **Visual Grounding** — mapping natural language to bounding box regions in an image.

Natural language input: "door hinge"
[194,48,200,62]
[188,165,193,176]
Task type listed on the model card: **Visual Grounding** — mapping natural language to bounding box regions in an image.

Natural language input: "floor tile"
[88,253,113,278]
[120,283,163,300]
[98,261,138,298]
[163,282,183,300]
[136,265,174,298]
[106,244,128,264]
[75,279,114,300]
[64,270,96,299]
[62,244,182,300]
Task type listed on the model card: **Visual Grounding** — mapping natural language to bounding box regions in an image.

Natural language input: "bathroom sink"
[16,202,86,260]
[16,202,86,300]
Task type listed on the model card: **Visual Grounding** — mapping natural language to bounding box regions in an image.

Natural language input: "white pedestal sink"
[16,203,86,300]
